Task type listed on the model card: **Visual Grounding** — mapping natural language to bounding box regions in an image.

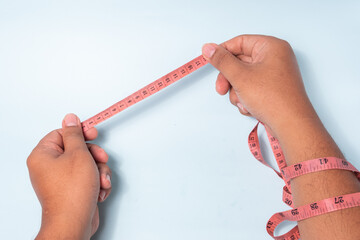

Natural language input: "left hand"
[27,113,112,239]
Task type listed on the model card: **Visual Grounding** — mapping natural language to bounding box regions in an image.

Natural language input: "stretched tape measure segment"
[81,55,208,132]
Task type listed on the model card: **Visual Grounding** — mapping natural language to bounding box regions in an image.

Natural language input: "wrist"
[268,100,319,138]
[36,211,91,240]
[275,115,322,143]
[270,114,343,165]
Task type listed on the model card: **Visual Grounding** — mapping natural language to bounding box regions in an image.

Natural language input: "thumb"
[61,113,87,152]
[202,43,246,87]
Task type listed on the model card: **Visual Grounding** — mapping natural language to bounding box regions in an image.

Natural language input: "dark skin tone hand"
[27,35,360,240]
[202,35,360,239]
[27,113,112,239]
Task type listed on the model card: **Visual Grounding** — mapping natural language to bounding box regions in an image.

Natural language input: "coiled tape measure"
[81,55,360,239]
[249,123,360,239]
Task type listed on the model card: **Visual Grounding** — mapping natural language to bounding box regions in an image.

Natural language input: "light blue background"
[1,1,360,239]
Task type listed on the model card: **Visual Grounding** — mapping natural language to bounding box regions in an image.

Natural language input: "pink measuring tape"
[81,55,208,132]
[81,55,360,239]
[249,123,360,239]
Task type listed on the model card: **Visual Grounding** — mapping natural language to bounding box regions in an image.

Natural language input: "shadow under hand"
[91,135,125,240]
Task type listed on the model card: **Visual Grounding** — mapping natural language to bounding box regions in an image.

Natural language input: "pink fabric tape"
[249,123,360,239]
[81,55,207,132]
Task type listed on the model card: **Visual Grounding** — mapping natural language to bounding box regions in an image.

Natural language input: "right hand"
[202,35,318,137]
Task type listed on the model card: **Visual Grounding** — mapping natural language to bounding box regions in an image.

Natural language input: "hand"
[202,35,319,138]
[202,35,360,240]
[27,113,112,239]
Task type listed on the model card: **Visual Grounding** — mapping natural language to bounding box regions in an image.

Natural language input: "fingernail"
[237,103,244,111]
[63,113,79,127]
[106,174,111,185]
[202,43,216,59]
[99,190,106,201]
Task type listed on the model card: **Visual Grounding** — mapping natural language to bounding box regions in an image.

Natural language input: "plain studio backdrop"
[1,1,359,239]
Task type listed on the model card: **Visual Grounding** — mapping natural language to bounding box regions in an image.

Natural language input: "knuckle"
[275,38,292,51]
[49,129,59,135]
[279,40,293,52]
[37,130,59,145]
[87,143,96,151]
[229,92,238,105]
[267,37,292,49]
[26,149,40,169]
[98,163,106,171]
[280,39,291,47]
[239,110,247,116]
[102,164,112,175]
[26,155,33,169]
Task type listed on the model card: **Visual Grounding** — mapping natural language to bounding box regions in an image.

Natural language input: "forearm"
[276,115,360,239]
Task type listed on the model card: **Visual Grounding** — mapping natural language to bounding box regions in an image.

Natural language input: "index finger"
[34,129,64,157]
[221,34,271,57]
[84,127,98,141]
